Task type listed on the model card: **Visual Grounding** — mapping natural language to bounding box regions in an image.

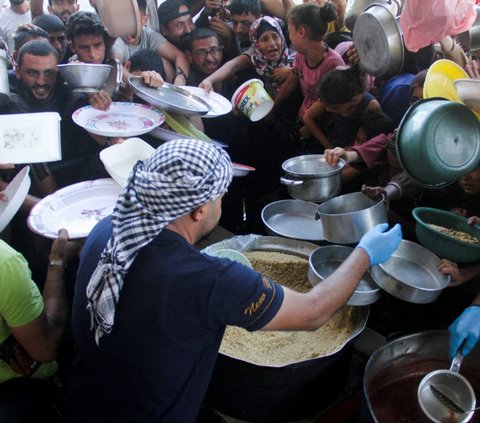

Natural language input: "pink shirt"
[293,47,345,120]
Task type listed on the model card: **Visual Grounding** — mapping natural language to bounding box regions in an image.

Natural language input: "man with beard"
[30,0,80,25]
[157,0,195,52]
[0,0,31,52]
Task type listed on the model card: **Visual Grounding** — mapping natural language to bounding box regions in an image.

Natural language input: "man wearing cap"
[67,138,402,423]
[157,0,196,51]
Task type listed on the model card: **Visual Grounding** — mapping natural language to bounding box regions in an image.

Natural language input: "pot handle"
[280,177,303,187]
[450,349,464,373]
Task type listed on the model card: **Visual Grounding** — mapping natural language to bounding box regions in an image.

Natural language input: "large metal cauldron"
[363,331,480,423]
[204,236,369,422]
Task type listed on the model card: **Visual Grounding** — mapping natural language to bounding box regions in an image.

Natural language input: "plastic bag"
[400,0,477,52]
[202,234,262,255]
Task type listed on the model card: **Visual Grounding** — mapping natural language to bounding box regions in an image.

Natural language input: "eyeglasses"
[192,46,222,58]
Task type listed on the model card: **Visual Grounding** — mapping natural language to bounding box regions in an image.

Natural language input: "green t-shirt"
[0,240,57,382]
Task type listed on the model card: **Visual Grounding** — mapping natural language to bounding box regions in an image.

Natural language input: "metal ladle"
[418,351,477,423]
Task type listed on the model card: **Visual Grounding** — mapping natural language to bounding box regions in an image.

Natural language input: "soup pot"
[315,192,388,244]
[280,155,345,203]
[363,330,480,423]
[345,0,402,31]
[457,6,480,52]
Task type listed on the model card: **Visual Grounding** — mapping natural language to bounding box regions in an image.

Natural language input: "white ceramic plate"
[180,86,232,118]
[27,178,122,239]
[72,102,165,137]
[100,137,155,187]
[0,166,31,233]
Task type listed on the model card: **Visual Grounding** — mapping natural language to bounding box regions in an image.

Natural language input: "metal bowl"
[261,199,325,242]
[315,192,388,244]
[371,239,450,304]
[58,63,112,93]
[308,245,381,306]
[413,207,480,263]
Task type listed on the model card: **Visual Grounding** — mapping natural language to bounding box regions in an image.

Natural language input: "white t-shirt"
[111,26,167,63]
[0,6,31,52]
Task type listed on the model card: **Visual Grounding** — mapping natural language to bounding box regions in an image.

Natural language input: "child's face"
[459,167,480,196]
[257,30,282,62]
[325,93,363,116]
[287,22,304,53]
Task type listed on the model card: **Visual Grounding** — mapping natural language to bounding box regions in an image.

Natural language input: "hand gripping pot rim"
[231,78,274,122]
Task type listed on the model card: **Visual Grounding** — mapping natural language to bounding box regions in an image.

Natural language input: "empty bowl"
[454,78,480,113]
[58,63,112,93]
[99,137,155,187]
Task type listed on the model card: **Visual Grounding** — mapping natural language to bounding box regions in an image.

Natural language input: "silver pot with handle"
[0,41,11,107]
[345,0,402,31]
[280,155,345,203]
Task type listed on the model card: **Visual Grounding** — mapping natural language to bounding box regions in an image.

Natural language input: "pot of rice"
[203,236,369,422]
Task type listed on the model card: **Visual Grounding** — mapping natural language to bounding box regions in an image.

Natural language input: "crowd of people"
[1,0,480,421]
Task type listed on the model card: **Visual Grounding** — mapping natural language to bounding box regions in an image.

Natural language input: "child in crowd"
[303,65,381,151]
[199,15,295,99]
[272,3,344,144]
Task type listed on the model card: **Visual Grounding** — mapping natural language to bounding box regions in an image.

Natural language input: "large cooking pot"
[204,236,369,422]
[396,97,480,189]
[0,45,10,107]
[363,331,480,423]
[280,155,345,203]
[345,0,402,31]
[353,3,404,79]
[315,192,388,244]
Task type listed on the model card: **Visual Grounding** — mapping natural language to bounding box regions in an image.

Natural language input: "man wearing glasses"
[185,28,224,89]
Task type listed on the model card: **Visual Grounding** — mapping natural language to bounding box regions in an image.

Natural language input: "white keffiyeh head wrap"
[86,139,233,343]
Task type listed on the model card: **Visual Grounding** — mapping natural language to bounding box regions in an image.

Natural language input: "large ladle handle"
[450,350,464,373]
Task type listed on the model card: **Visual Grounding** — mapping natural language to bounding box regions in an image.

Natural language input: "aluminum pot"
[315,192,388,244]
[280,155,345,203]
[353,3,404,79]
[0,47,10,107]
[345,0,402,31]
[457,6,480,52]
[363,330,480,423]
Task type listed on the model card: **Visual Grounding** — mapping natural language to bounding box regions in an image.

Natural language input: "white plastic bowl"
[99,138,155,187]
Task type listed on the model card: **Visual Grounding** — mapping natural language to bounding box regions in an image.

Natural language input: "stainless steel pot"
[315,191,388,244]
[345,0,402,31]
[280,155,345,203]
[0,44,11,107]
[353,2,404,79]
[364,330,480,423]
[457,6,480,52]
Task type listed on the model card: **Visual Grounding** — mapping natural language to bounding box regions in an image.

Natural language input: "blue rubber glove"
[356,223,402,266]
[449,305,480,359]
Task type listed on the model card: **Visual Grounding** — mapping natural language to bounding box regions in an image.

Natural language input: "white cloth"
[0,6,31,52]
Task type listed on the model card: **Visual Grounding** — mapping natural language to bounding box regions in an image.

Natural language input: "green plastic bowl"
[397,98,480,188]
[412,207,480,263]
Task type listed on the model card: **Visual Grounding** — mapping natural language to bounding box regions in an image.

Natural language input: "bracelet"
[49,259,65,268]
[175,67,186,78]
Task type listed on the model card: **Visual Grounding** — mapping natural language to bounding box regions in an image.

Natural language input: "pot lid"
[396,98,480,188]
[353,3,404,78]
[282,154,345,177]
[128,77,211,116]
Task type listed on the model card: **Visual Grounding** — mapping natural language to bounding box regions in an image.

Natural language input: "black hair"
[316,66,366,105]
[66,11,105,42]
[287,3,337,41]
[17,39,59,67]
[137,0,147,13]
[32,14,66,33]
[129,48,165,78]
[361,111,395,140]
[229,0,261,17]
[185,28,219,51]
[47,0,78,4]
[13,27,49,52]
